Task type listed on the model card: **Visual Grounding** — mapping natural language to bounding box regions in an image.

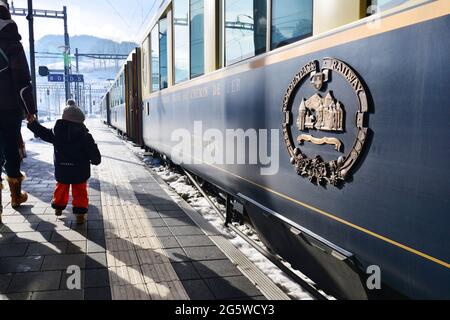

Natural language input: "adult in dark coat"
[0,0,36,216]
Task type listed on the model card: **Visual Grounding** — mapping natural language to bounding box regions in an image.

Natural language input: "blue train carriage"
[133,0,449,299]
[109,65,127,134]
[107,48,143,143]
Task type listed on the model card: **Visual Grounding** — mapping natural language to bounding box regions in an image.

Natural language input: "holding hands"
[26,114,36,123]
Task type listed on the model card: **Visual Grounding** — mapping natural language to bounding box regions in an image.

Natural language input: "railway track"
[180,168,330,301]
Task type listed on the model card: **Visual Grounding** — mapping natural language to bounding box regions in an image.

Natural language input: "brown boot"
[76,214,86,225]
[7,174,28,208]
[0,182,3,224]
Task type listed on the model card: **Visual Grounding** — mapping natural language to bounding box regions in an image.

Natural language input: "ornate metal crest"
[310,69,329,90]
[282,58,370,186]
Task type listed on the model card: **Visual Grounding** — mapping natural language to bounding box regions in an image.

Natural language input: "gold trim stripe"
[209,164,450,270]
[148,140,450,270]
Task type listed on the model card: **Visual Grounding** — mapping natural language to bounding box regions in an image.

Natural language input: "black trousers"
[0,111,23,180]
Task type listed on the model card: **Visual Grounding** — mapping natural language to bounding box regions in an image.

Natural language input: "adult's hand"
[26,114,36,123]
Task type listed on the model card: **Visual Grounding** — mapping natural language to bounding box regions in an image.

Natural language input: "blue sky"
[11,0,158,45]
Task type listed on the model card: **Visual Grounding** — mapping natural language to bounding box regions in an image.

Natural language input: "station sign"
[67,74,84,83]
[47,74,84,83]
[47,74,64,82]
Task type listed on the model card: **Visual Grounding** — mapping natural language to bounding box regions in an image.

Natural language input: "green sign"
[63,53,71,68]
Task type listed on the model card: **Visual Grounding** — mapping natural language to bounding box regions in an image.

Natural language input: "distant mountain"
[36,34,137,56]
[35,35,137,84]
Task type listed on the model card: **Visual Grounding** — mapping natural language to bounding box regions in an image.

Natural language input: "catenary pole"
[26,0,37,113]
[63,6,71,101]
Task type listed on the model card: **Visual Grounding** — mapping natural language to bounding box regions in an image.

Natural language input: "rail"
[181,168,329,301]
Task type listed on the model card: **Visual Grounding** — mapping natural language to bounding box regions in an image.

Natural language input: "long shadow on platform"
[0,152,104,299]
[101,155,143,167]
[100,216,254,300]
[2,140,259,300]
[0,214,81,300]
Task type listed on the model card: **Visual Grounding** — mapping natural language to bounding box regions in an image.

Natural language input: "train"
[100,0,450,299]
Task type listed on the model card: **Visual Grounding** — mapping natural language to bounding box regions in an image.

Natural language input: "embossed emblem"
[297,92,345,132]
[310,70,329,90]
[282,58,370,186]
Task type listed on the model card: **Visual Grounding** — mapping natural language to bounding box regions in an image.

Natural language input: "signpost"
[47,74,83,83]
[67,74,84,83]
[48,74,65,82]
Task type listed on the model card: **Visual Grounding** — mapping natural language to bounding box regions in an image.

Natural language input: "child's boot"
[55,209,63,217]
[7,174,28,208]
[76,214,86,225]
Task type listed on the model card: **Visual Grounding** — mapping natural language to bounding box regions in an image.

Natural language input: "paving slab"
[0,292,33,300]
[172,262,201,281]
[169,226,205,236]
[85,268,110,288]
[0,273,13,293]
[25,242,67,256]
[193,260,243,279]
[32,289,84,300]
[0,243,29,257]
[0,255,44,273]
[176,235,215,247]
[84,287,111,300]
[205,276,263,300]
[66,241,87,254]
[86,252,108,269]
[183,246,228,261]
[87,239,106,253]
[181,279,215,300]
[8,271,61,293]
[41,254,86,271]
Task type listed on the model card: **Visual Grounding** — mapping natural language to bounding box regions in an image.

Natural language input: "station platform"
[0,119,288,300]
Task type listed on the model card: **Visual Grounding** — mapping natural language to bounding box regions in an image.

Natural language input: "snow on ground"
[124,142,333,300]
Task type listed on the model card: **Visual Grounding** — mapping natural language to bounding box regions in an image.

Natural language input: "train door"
[125,61,133,139]
[132,48,143,146]
[106,92,111,126]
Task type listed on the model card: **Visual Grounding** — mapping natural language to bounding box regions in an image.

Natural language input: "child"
[27,101,101,224]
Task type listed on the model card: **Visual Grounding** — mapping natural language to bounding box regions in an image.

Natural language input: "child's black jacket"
[28,120,101,184]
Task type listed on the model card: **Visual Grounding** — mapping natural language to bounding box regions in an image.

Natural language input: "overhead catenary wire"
[104,0,134,34]
[134,0,158,42]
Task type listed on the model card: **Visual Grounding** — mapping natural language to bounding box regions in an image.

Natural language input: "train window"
[225,0,267,66]
[271,0,312,50]
[151,25,160,92]
[159,18,169,90]
[142,38,149,90]
[190,0,204,78]
[173,0,204,83]
[174,0,190,84]
[120,74,125,104]
[367,0,410,13]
